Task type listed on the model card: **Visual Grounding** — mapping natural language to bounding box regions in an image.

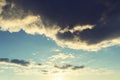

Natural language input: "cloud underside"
[0,57,85,74]
[0,58,30,66]
[0,0,120,51]
[0,58,113,75]
[0,57,84,70]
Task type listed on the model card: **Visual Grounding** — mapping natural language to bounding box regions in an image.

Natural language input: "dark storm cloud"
[2,0,120,50]
[0,58,30,66]
[6,0,108,28]
[56,0,120,44]
[78,3,120,44]
[7,0,120,43]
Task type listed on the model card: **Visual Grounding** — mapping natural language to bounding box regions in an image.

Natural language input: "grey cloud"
[41,70,48,72]
[0,58,9,62]
[0,58,30,66]
[37,63,42,66]
[54,64,85,70]
[72,65,85,70]
[5,0,108,27]
[54,64,72,69]
[0,0,120,51]
[10,59,30,66]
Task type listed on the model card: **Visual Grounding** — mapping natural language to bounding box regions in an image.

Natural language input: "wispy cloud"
[0,58,30,67]
[72,65,85,70]
[51,49,61,52]
[49,53,75,61]
[10,59,30,66]
[0,57,114,75]
[0,62,114,76]
[54,64,85,70]
[54,64,73,69]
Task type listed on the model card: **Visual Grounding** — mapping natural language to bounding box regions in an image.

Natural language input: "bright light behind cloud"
[0,0,120,80]
[49,53,75,61]
[54,76,64,80]
[0,0,120,51]
[0,56,114,76]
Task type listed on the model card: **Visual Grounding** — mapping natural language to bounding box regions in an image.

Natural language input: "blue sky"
[0,0,120,80]
[0,30,120,80]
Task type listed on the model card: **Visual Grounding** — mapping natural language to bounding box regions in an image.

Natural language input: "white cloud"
[49,53,75,61]
[51,49,61,52]
[59,25,94,33]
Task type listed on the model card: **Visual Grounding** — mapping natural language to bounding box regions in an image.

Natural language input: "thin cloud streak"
[0,57,114,75]
[0,58,30,66]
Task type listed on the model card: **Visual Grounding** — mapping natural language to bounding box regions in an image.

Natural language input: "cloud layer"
[0,57,113,75]
[54,64,85,70]
[0,0,120,51]
[0,57,85,74]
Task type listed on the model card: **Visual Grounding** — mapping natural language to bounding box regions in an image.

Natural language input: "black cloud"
[6,0,108,28]
[3,0,120,46]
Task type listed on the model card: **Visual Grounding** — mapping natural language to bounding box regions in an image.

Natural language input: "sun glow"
[54,77,64,80]
[55,78,63,80]
[54,73,65,80]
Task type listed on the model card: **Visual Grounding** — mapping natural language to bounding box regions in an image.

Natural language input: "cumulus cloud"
[0,0,120,51]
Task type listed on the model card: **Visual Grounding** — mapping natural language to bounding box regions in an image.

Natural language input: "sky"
[0,0,120,80]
